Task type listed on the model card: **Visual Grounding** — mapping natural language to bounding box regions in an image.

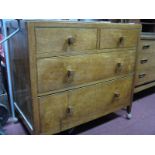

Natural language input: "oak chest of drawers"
[7,20,141,134]
[135,35,155,93]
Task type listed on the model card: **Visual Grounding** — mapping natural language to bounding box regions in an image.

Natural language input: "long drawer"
[135,67,155,86]
[39,76,133,134]
[100,29,139,49]
[35,28,97,56]
[37,50,136,94]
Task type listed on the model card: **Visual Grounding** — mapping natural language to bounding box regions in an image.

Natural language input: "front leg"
[126,105,132,119]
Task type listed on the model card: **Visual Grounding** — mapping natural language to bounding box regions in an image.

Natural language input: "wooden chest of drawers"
[7,20,141,134]
[135,35,155,93]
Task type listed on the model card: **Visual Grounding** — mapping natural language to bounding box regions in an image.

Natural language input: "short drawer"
[136,51,155,71]
[37,50,136,94]
[100,29,139,49]
[35,28,97,56]
[139,40,155,53]
[39,76,133,134]
[135,67,155,86]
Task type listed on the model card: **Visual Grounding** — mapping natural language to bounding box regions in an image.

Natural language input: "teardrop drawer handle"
[114,92,120,98]
[118,37,124,46]
[66,106,73,115]
[67,70,75,78]
[139,73,146,78]
[67,36,75,45]
[117,62,122,67]
[140,59,148,64]
[115,62,123,73]
[143,45,150,49]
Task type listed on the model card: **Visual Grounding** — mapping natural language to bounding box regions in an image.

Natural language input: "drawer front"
[100,29,139,49]
[139,40,155,53]
[39,76,133,134]
[136,51,155,71]
[135,67,155,86]
[39,92,68,134]
[37,50,135,93]
[36,28,97,56]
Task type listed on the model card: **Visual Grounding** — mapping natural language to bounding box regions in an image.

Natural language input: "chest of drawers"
[7,20,141,134]
[135,35,155,93]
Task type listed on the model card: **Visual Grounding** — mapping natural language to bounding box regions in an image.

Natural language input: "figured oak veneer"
[39,76,133,134]
[37,50,136,94]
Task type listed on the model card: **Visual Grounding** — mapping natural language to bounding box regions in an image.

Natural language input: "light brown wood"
[36,28,97,55]
[136,51,155,71]
[139,40,155,53]
[36,48,137,59]
[100,29,139,49]
[37,50,136,93]
[39,92,68,134]
[7,20,140,134]
[39,76,133,134]
[37,74,134,97]
[130,28,141,107]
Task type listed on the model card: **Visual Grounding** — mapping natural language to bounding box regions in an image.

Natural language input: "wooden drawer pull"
[118,37,124,46]
[143,45,150,49]
[117,62,122,67]
[67,70,74,78]
[139,73,146,78]
[68,36,75,45]
[114,91,120,98]
[66,106,73,115]
[66,69,75,83]
[140,59,148,64]
[115,62,123,73]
